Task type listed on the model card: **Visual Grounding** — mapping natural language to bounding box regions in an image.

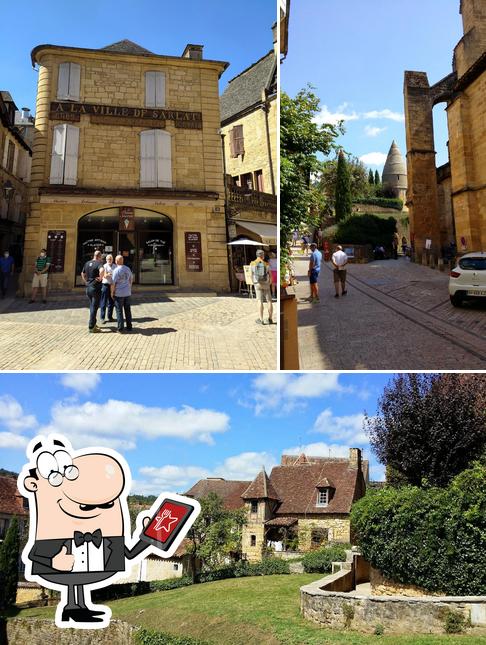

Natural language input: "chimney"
[21,107,30,120]
[182,44,203,60]
[349,448,362,471]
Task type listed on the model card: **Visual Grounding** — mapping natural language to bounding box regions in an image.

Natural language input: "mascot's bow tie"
[74,529,102,548]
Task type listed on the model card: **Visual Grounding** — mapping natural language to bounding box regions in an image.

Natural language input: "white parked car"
[449,252,486,306]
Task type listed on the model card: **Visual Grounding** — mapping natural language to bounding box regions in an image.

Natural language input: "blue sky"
[282,0,463,171]
[1,373,398,493]
[0,0,276,114]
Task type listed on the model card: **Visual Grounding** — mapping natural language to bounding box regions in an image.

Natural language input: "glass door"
[138,231,173,284]
[117,232,138,283]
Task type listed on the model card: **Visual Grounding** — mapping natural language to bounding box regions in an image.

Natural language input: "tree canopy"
[0,517,20,609]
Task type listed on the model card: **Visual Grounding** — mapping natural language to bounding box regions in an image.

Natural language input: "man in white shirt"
[331,245,348,298]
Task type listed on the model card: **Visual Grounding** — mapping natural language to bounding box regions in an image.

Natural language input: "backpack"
[253,260,268,284]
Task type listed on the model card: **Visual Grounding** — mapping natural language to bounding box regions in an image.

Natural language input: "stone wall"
[370,567,442,598]
[5,618,137,644]
[297,516,351,550]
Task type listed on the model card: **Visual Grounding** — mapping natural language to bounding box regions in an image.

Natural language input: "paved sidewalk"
[295,256,486,370]
[0,293,277,371]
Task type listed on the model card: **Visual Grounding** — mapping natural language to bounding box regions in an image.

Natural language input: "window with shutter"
[57,62,81,101]
[229,128,236,158]
[6,141,15,173]
[234,125,244,156]
[140,129,172,188]
[145,71,166,108]
[49,123,80,185]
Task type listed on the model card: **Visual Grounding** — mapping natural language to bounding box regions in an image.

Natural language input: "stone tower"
[241,468,280,562]
[382,140,407,202]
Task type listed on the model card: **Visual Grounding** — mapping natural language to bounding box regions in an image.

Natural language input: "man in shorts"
[251,249,274,325]
[332,245,348,298]
[30,249,51,304]
[308,242,322,303]
[111,255,133,333]
[81,250,104,332]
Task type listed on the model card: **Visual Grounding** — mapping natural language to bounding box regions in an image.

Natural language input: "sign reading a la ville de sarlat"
[49,102,203,129]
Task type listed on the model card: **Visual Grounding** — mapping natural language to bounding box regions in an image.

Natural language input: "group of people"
[81,250,134,333]
[307,243,348,303]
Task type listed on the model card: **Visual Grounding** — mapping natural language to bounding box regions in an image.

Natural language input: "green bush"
[198,558,290,582]
[333,214,396,248]
[351,462,486,595]
[302,545,348,573]
[150,576,193,591]
[354,197,403,210]
[443,610,466,634]
[137,627,210,645]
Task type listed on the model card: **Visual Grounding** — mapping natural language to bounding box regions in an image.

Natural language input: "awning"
[264,517,298,527]
[235,220,277,245]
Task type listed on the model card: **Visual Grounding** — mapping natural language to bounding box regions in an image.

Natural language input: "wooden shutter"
[140,130,157,187]
[145,72,156,108]
[63,125,79,185]
[234,125,244,156]
[155,72,165,107]
[229,128,236,158]
[57,63,70,99]
[156,130,172,187]
[68,63,81,101]
[49,124,66,184]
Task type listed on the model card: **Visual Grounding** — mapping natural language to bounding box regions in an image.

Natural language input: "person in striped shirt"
[30,249,51,304]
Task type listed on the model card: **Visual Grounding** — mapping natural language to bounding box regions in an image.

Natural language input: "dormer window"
[316,488,329,507]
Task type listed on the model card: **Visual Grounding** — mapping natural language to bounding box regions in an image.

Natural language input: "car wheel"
[450,293,463,307]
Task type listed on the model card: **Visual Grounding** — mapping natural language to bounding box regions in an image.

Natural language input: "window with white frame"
[49,124,80,185]
[316,488,329,507]
[140,129,172,188]
[57,62,81,101]
[145,71,166,108]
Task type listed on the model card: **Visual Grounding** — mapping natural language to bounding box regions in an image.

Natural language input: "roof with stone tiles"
[0,476,28,516]
[241,469,280,501]
[185,478,250,510]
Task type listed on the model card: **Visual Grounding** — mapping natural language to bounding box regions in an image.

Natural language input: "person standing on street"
[81,250,104,333]
[251,249,274,325]
[100,254,116,324]
[0,250,15,298]
[308,242,322,303]
[30,249,51,304]
[111,255,133,333]
[332,245,348,298]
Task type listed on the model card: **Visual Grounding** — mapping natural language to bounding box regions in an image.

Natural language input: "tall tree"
[280,86,341,263]
[365,374,486,487]
[0,517,20,609]
[368,168,374,185]
[334,150,352,221]
[374,169,381,185]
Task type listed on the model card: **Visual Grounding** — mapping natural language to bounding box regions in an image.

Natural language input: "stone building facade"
[22,39,230,293]
[404,0,486,260]
[0,92,32,264]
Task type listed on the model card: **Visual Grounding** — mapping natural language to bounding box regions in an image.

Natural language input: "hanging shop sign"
[119,207,135,232]
[46,230,67,273]
[185,232,202,272]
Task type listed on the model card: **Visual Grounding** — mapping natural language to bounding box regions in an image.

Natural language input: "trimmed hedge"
[351,462,486,595]
[353,197,403,211]
[333,214,396,248]
[301,545,349,573]
[137,628,210,645]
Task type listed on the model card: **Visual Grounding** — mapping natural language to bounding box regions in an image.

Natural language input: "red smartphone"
[140,498,197,552]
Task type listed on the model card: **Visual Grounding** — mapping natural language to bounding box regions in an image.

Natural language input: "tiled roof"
[269,460,367,515]
[220,51,276,123]
[264,516,297,527]
[241,469,280,501]
[280,454,369,482]
[100,40,154,55]
[185,478,250,510]
[0,476,28,516]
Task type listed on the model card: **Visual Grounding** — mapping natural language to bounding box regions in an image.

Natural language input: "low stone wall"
[301,574,486,634]
[5,618,137,644]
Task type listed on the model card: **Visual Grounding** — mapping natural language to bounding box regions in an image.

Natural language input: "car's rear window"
[459,257,486,270]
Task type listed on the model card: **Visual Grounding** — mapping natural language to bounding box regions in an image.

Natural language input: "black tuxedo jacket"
[28,535,147,575]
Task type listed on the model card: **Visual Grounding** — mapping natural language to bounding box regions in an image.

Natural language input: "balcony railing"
[229,186,277,213]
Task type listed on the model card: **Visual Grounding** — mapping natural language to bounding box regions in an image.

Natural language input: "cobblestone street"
[294,255,486,370]
[0,292,277,370]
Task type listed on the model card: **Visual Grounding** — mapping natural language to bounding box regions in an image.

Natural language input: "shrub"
[302,545,348,573]
[136,627,210,645]
[353,197,403,211]
[351,462,486,595]
[0,517,20,610]
[444,610,466,634]
[333,214,396,248]
[342,602,355,628]
[374,623,384,636]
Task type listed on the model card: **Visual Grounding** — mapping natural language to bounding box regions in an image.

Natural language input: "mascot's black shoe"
[61,607,105,622]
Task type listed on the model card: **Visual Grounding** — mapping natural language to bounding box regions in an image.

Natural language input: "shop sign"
[82,238,107,251]
[46,230,66,273]
[49,102,203,129]
[185,232,202,272]
[119,207,135,231]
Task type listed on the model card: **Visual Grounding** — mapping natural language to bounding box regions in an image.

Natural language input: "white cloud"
[40,400,230,450]
[370,463,386,482]
[359,152,388,167]
[60,373,101,395]
[0,432,29,449]
[0,395,37,432]
[314,103,359,126]
[282,442,351,459]
[312,408,368,444]
[363,109,404,122]
[214,452,278,480]
[364,125,387,138]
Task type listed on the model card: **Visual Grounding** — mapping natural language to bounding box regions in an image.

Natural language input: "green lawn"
[11,575,486,644]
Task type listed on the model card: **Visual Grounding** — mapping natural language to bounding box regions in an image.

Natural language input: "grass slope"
[12,575,486,644]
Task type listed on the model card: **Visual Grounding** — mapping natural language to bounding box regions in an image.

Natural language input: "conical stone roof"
[382,140,407,191]
[241,468,280,501]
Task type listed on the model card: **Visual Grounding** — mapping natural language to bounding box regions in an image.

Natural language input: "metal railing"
[228,186,277,212]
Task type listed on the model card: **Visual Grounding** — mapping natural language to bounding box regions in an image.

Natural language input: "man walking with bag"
[251,249,274,325]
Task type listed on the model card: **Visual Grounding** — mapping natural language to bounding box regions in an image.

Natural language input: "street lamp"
[2,180,15,219]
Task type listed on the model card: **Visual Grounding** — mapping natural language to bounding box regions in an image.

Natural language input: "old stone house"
[0,92,32,265]
[404,0,486,260]
[0,475,29,570]
[21,39,230,294]
[186,448,368,563]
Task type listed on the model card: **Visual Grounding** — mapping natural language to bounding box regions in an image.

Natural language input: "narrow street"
[294,254,486,369]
